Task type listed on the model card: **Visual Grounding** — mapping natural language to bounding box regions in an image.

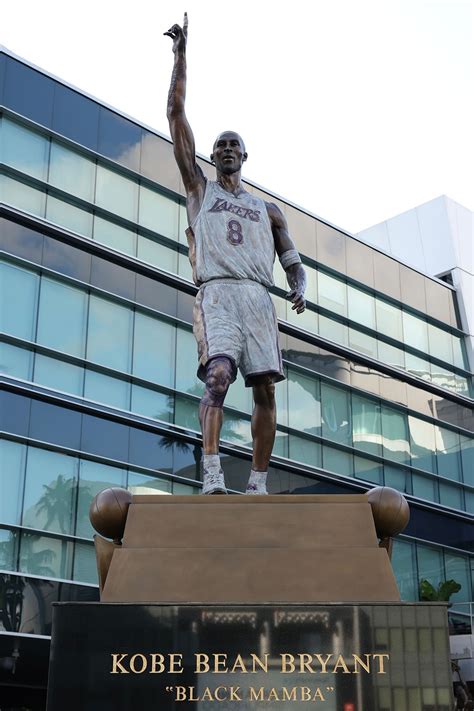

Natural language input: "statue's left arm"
[266,202,306,314]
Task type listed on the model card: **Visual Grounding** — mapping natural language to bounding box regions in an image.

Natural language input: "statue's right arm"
[165,15,206,203]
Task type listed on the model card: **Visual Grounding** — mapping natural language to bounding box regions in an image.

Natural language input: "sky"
[2,0,473,233]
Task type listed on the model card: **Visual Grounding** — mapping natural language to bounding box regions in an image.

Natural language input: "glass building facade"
[0,49,473,707]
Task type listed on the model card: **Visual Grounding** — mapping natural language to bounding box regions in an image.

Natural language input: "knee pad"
[201,357,235,408]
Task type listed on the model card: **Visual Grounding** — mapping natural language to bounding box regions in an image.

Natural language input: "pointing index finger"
[183,12,188,36]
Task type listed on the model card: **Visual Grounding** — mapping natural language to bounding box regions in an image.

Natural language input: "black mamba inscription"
[209,198,261,222]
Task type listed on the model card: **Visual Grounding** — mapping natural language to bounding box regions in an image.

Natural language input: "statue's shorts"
[193,278,285,387]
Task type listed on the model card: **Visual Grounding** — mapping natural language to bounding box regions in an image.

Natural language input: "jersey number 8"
[226,219,244,245]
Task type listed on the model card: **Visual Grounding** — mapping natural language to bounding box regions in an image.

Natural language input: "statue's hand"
[287,289,306,314]
[164,12,188,54]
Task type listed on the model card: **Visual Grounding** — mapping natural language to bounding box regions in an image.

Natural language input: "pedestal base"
[47,602,453,710]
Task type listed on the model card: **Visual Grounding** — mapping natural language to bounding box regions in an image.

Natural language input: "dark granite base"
[47,603,453,710]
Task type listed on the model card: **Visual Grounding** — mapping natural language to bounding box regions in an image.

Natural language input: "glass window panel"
[317,272,347,315]
[45,195,93,237]
[127,470,172,495]
[22,447,78,535]
[273,430,289,458]
[133,311,175,388]
[2,118,49,180]
[409,416,437,473]
[436,426,461,481]
[93,216,137,256]
[225,371,253,415]
[42,235,91,282]
[445,554,471,603]
[402,311,428,352]
[131,384,173,422]
[175,328,202,396]
[352,395,382,456]
[137,234,178,273]
[0,439,26,525]
[318,315,348,345]
[347,285,375,329]
[271,294,287,320]
[84,370,130,410]
[376,300,403,341]
[0,262,39,340]
[90,256,135,302]
[76,459,126,538]
[87,295,133,372]
[288,369,321,435]
[405,352,431,381]
[95,165,138,222]
[174,396,200,432]
[19,532,73,580]
[173,481,197,495]
[391,540,417,601]
[304,266,317,304]
[384,465,411,494]
[138,186,178,240]
[73,542,98,584]
[81,414,129,463]
[322,446,353,476]
[0,342,33,379]
[178,203,188,244]
[439,483,463,511]
[417,544,443,591]
[173,440,201,481]
[37,277,88,357]
[4,60,55,127]
[381,406,410,464]
[455,373,470,398]
[2,175,46,217]
[178,250,194,282]
[430,363,457,391]
[466,491,474,514]
[286,303,317,332]
[461,436,474,485]
[348,328,378,358]
[52,84,100,150]
[452,335,467,370]
[221,412,252,448]
[288,435,321,469]
[354,456,383,484]
[98,108,141,171]
[321,382,351,445]
[48,141,96,201]
[412,473,437,503]
[0,528,18,571]
[34,354,84,396]
[427,323,453,365]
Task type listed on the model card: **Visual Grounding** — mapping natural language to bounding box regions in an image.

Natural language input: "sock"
[202,454,221,471]
[247,470,267,487]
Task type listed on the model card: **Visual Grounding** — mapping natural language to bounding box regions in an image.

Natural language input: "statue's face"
[211,131,247,174]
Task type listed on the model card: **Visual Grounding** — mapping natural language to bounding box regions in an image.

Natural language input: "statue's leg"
[246,375,276,495]
[199,356,235,494]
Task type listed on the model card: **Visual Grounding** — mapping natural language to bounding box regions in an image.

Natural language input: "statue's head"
[210,131,247,175]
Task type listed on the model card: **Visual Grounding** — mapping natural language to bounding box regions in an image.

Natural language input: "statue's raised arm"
[164,13,206,218]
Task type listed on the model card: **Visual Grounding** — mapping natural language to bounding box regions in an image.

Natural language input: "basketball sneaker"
[201,455,228,495]
[245,470,268,495]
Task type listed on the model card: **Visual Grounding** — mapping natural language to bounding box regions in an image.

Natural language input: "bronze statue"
[165,14,306,495]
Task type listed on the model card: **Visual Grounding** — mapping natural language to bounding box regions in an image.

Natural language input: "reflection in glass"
[0,342,33,379]
[2,175,46,217]
[436,426,461,481]
[98,108,141,171]
[131,385,173,422]
[0,529,18,571]
[402,311,428,352]
[37,277,88,357]
[412,473,437,503]
[93,216,137,256]
[95,165,138,222]
[445,554,471,603]
[137,234,177,273]
[354,456,383,485]
[318,272,347,315]
[34,354,84,396]
[352,395,382,456]
[348,285,375,329]
[0,262,39,340]
[22,447,78,535]
[322,446,353,476]
[417,544,443,590]
[409,416,437,473]
[319,315,348,346]
[2,117,49,180]
[49,141,96,201]
[439,483,462,511]
[321,383,351,445]
[138,185,178,240]
[0,440,26,525]
[84,369,131,410]
[45,195,93,237]
[175,328,202,396]
[288,370,321,435]
[288,435,321,468]
[127,470,171,495]
[381,407,410,464]
[391,539,417,601]
[19,533,73,580]
[376,300,403,341]
[73,542,98,584]
[87,295,133,372]
[76,459,126,538]
[133,312,176,388]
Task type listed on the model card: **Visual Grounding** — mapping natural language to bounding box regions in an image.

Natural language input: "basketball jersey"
[187,180,275,287]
